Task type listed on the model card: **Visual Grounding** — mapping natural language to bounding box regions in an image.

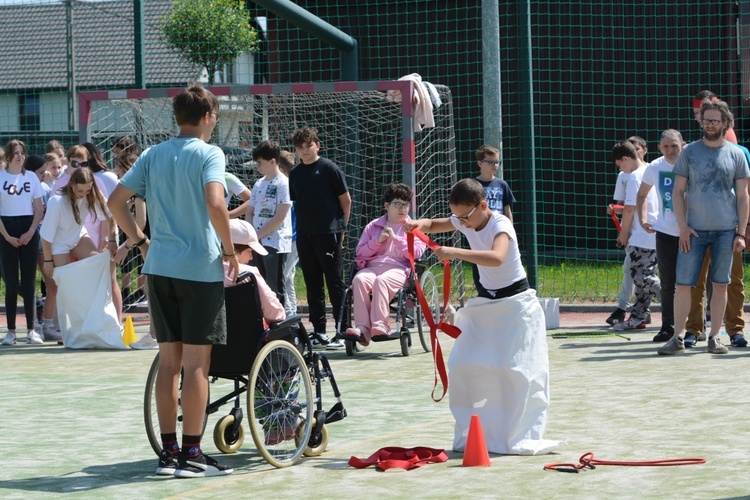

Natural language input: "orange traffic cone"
[462,414,491,467]
[122,316,137,348]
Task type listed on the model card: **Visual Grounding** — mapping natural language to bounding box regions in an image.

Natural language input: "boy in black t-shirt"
[288,127,351,350]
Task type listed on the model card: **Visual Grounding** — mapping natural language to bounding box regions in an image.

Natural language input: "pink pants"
[352,263,407,341]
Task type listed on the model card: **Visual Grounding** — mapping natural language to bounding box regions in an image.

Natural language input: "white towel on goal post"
[53,251,125,349]
[449,288,563,455]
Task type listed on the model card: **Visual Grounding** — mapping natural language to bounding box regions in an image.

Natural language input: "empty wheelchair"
[144,275,346,468]
[337,260,440,356]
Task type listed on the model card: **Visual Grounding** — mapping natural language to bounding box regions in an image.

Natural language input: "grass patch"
[8,260,750,307]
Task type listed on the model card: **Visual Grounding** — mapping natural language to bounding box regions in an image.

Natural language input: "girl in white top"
[40,168,121,323]
[0,140,46,345]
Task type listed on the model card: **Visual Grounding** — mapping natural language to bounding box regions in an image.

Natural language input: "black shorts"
[148,275,226,345]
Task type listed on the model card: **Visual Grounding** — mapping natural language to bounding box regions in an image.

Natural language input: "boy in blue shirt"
[109,85,239,478]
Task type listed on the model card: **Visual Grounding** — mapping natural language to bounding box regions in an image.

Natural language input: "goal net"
[80,81,464,310]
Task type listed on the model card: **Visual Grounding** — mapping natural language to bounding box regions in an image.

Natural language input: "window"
[20,94,40,132]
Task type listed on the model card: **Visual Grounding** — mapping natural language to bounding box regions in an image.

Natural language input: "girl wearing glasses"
[344,183,426,345]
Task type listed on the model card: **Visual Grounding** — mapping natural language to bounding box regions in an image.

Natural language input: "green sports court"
[2,312,750,499]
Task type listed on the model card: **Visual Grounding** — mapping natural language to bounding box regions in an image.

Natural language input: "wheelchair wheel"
[248,340,314,468]
[298,418,329,457]
[344,339,366,356]
[214,414,245,454]
[144,353,209,457]
[417,269,440,352]
[400,330,411,356]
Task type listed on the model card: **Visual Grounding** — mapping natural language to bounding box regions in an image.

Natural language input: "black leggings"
[0,216,39,331]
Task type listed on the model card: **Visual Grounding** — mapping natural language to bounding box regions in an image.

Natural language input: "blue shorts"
[675,229,735,286]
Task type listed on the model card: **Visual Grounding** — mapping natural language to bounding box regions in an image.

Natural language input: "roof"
[1,0,201,91]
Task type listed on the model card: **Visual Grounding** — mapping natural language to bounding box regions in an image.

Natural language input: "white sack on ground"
[53,251,125,349]
[449,288,563,455]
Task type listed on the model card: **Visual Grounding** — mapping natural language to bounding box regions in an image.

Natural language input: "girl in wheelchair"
[345,183,426,345]
[225,219,285,326]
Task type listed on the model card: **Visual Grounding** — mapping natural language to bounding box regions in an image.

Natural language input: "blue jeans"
[675,229,735,286]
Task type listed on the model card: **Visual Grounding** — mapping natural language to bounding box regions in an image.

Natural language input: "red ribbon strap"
[610,204,623,232]
[349,446,449,471]
[407,229,461,402]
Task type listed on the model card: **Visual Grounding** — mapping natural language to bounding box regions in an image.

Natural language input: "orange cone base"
[462,414,491,467]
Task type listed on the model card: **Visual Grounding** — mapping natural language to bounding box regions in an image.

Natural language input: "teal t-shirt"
[120,137,227,282]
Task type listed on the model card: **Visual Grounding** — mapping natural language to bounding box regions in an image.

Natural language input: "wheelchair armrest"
[346,260,359,285]
[270,315,303,331]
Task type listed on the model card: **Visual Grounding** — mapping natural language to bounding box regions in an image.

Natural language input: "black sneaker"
[652,328,673,343]
[605,308,626,326]
[310,332,330,349]
[155,449,178,476]
[174,451,233,478]
[684,332,697,348]
[730,333,748,347]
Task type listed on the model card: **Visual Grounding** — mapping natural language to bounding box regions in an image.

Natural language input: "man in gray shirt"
[658,99,750,355]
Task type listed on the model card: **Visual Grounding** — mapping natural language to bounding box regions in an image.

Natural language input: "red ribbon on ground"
[543,451,706,473]
[610,204,623,232]
[407,229,461,402]
[348,446,449,471]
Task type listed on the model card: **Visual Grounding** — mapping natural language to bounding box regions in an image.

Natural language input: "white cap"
[229,219,267,256]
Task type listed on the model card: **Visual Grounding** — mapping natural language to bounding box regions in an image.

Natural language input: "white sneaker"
[130,333,158,350]
[1,332,16,345]
[325,338,345,350]
[26,331,44,345]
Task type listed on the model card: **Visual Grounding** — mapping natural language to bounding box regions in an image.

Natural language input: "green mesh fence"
[0,0,746,307]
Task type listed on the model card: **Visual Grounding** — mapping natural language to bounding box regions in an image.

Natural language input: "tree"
[161,0,259,84]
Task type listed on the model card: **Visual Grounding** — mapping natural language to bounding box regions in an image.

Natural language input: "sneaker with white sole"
[155,449,179,476]
[1,332,16,345]
[707,335,729,354]
[174,451,233,478]
[310,332,330,349]
[130,333,158,350]
[325,338,345,350]
[657,336,685,355]
[613,317,647,332]
[27,331,44,345]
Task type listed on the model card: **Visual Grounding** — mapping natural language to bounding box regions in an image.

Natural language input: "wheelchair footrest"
[370,331,404,342]
[325,402,347,424]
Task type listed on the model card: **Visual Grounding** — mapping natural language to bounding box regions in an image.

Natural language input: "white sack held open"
[53,251,125,349]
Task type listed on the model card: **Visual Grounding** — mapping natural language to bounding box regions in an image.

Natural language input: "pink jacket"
[355,215,426,275]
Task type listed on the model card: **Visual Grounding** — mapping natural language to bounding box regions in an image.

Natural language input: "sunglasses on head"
[71,160,89,168]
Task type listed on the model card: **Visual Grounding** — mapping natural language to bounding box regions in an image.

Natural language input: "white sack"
[538,297,560,329]
[53,251,125,349]
[449,288,563,455]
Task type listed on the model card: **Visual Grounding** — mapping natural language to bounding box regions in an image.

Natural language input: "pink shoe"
[345,327,369,346]
[371,323,391,338]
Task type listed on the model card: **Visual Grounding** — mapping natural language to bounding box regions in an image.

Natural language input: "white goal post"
[79,81,464,304]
